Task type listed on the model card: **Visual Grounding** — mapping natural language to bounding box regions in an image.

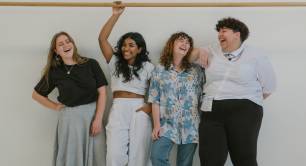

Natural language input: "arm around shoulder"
[189,48,209,68]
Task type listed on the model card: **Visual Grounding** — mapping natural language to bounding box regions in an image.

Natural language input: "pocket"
[137,110,151,119]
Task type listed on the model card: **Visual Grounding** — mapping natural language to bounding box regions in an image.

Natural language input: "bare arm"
[98,1,125,63]
[189,48,200,63]
[91,86,107,136]
[32,90,64,111]
[151,103,161,140]
[189,48,209,68]
[137,103,152,114]
[136,80,153,115]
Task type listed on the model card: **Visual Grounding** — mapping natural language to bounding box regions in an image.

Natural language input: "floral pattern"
[148,64,205,144]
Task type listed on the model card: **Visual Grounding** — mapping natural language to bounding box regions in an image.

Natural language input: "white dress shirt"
[200,43,276,110]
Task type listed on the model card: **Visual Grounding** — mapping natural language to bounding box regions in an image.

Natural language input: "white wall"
[1,0,306,165]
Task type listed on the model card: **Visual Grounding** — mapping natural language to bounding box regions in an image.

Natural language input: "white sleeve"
[145,62,155,80]
[256,55,277,94]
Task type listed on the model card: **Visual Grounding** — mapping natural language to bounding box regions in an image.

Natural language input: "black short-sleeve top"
[34,58,108,107]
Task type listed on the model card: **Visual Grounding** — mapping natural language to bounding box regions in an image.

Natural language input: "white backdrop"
[1,0,306,166]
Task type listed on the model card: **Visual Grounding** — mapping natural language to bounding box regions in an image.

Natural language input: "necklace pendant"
[64,64,74,75]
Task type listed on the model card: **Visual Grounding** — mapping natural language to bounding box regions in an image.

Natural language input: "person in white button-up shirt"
[190,17,276,166]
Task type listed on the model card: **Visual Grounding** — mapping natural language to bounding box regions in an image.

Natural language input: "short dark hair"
[216,17,249,42]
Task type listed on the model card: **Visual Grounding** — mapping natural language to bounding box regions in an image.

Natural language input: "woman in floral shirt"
[148,32,204,166]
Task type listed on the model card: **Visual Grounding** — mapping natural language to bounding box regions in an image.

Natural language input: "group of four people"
[32,2,276,166]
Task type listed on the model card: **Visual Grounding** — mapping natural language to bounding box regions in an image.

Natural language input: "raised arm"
[98,1,125,63]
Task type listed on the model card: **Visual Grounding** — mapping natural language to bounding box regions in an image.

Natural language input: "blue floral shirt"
[148,64,205,144]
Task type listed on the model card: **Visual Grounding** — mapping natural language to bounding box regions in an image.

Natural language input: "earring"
[55,54,60,61]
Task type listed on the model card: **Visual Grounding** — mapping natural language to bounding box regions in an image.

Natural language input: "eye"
[129,44,135,48]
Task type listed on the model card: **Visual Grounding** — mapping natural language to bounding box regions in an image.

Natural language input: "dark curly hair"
[160,32,193,71]
[114,32,150,82]
[216,17,249,43]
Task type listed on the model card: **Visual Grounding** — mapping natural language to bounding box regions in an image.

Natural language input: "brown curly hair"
[160,32,193,70]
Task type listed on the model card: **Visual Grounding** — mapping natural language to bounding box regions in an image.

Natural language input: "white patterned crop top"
[108,56,155,95]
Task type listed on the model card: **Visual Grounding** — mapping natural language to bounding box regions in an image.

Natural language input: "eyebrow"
[177,37,190,42]
[57,39,70,44]
[124,41,137,45]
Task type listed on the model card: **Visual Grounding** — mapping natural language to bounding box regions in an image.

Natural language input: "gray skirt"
[53,102,106,166]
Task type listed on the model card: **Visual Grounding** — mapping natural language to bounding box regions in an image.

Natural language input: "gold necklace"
[64,65,74,74]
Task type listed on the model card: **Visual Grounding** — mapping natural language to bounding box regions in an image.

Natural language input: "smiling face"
[121,37,142,65]
[54,34,74,60]
[218,27,242,52]
[173,36,191,57]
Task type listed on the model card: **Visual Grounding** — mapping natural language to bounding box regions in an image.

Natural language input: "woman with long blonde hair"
[32,31,108,166]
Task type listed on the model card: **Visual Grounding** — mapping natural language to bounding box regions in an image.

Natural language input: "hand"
[197,48,209,68]
[54,103,65,111]
[152,126,161,140]
[91,118,102,137]
[191,48,208,68]
[136,104,152,116]
[112,1,125,16]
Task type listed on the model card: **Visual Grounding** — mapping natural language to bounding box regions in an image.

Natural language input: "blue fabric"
[151,137,197,166]
[148,64,204,144]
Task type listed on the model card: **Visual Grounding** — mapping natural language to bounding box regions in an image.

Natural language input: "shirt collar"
[224,43,245,57]
[169,64,188,73]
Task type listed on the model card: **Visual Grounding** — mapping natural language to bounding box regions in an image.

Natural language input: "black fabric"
[199,99,263,166]
[34,58,108,107]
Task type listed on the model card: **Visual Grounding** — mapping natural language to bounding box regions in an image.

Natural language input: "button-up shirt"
[148,64,205,144]
[224,43,245,61]
[201,43,276,107]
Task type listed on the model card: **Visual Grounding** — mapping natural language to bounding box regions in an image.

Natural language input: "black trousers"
[199,99,263,166]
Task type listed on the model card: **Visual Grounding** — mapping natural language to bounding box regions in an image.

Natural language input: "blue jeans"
[151,136,197,166]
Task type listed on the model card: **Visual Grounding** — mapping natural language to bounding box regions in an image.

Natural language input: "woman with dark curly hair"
[98,2,154,166]
[191,17,276,166]
[148,32,204,166]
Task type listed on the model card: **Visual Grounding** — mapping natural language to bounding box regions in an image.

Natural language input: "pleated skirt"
[53,102,106,166]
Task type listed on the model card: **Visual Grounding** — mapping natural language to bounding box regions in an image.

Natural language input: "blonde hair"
[40,32,87,88]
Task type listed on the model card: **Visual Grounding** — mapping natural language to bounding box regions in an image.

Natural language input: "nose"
[122,47,128,52]
[63,44,69,49]
[182,40,189,46]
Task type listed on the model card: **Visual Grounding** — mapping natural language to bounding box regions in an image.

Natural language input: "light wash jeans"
[151,136,197,166]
